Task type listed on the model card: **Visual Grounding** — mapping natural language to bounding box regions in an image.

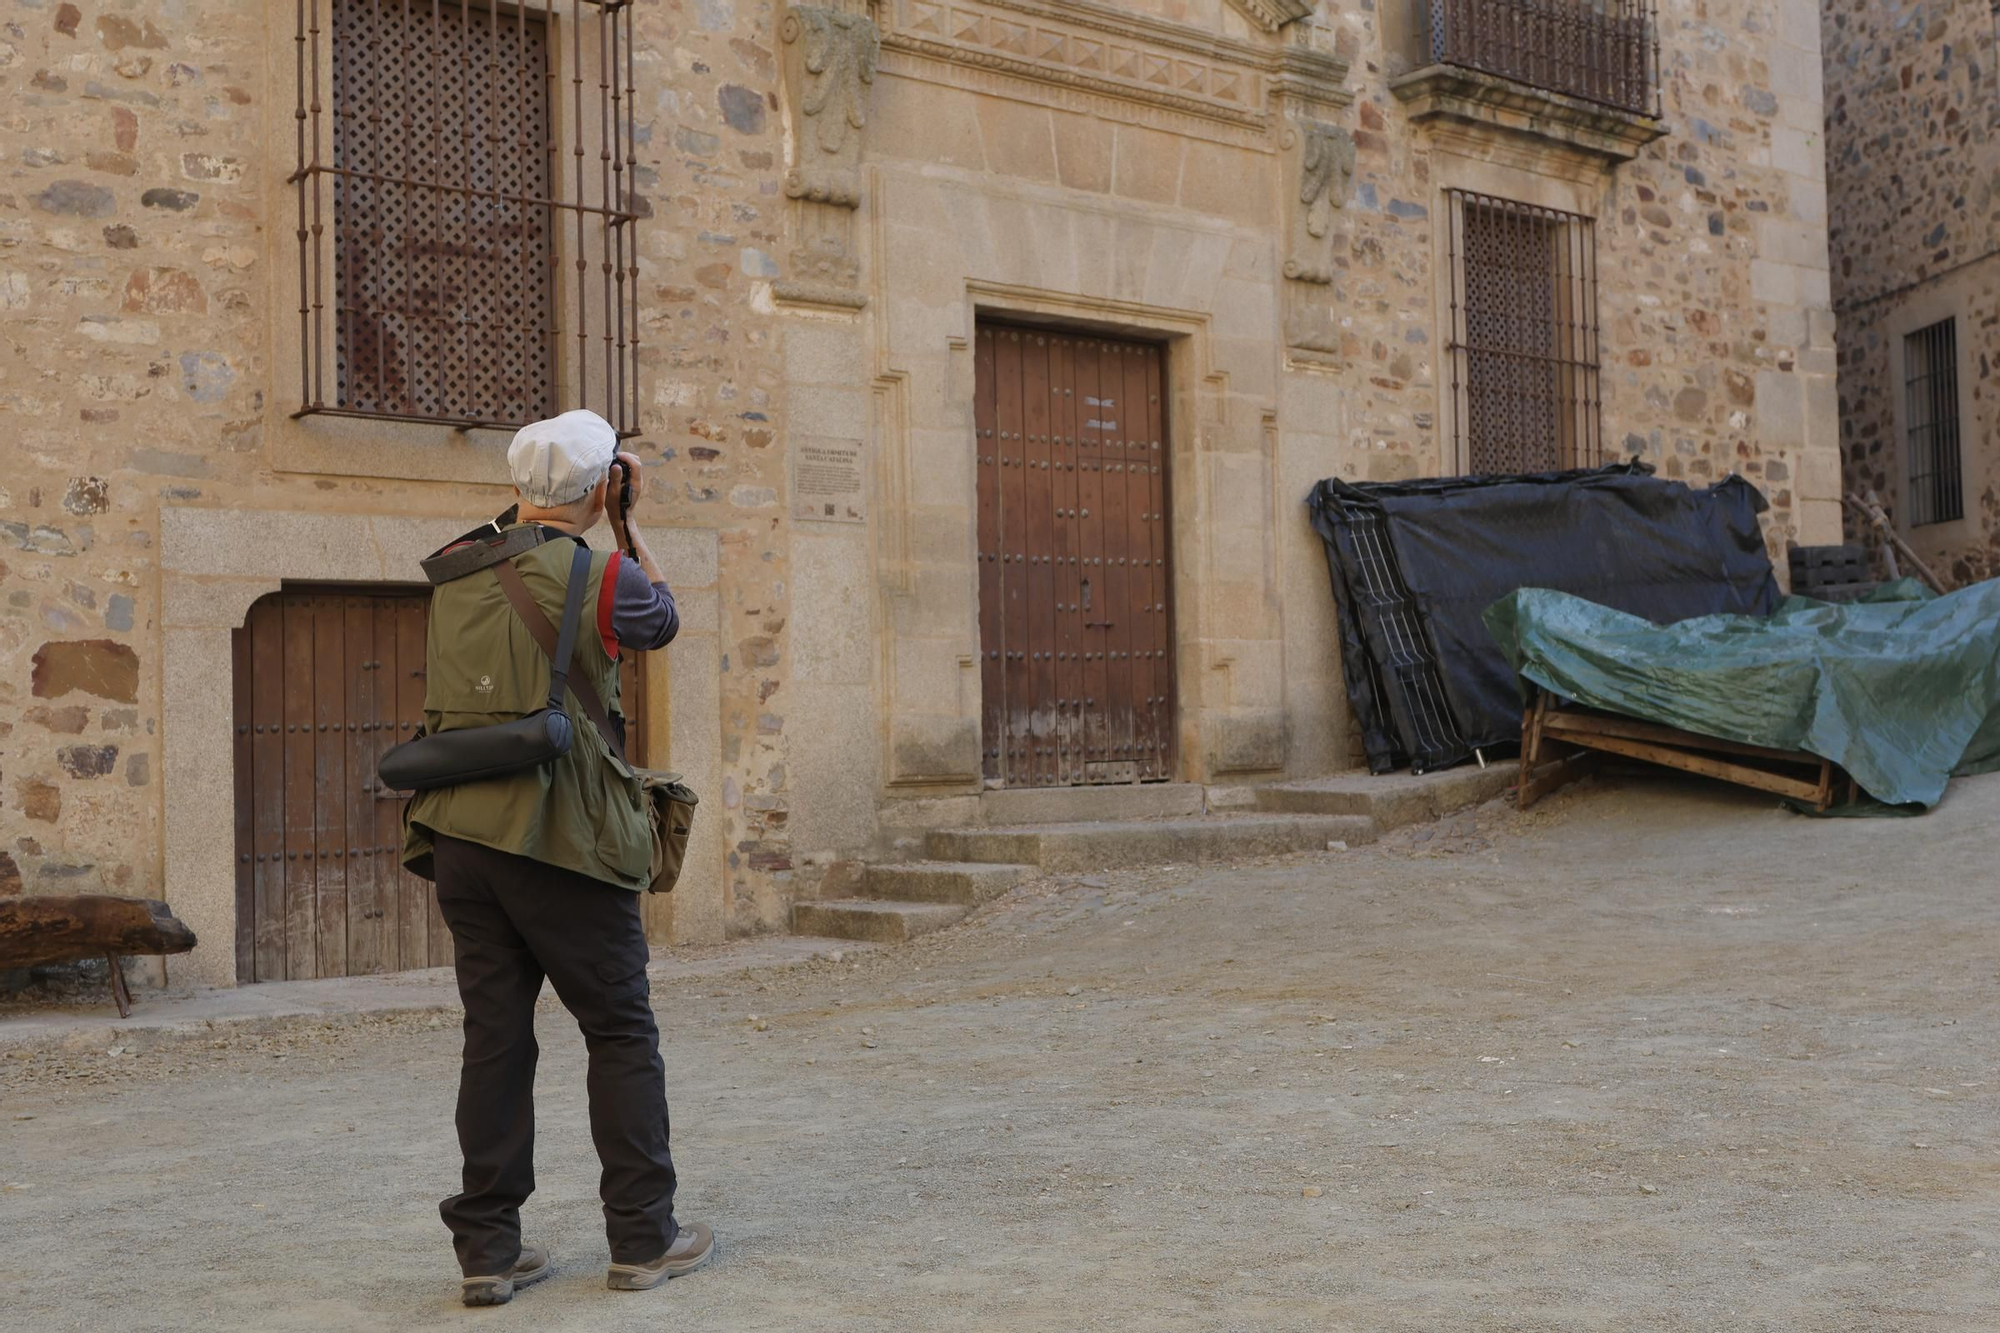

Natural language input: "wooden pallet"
[1517,690,1848,812]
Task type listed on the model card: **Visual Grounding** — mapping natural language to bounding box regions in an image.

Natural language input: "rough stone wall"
[1820,0,2000,584]
[0,0,798,937]
[1316,0,1842,551]
[1,0,1843,960]
[1,0,266,907]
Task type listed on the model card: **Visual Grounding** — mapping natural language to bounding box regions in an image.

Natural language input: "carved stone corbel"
[1282,120,1354,285]
[777,5,879,309]
[1279,119,1354,363]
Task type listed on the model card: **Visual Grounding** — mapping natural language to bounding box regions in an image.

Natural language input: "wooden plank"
[1129,341,1154,776]
[1518,747,1598,811]
[1136,343,1163,779]
[1540,708,1823,768]
[231,623,257,983]
[373,597,409,972]
[1099,343,1133,776]
[974,326,1003,784]
[1049,334,1082,786]
[281,594,320,980]
[249,597,288,982]
[344,594,384,975]
[994,327,1029,785]
[1022,330,1056,788]
[1555,729,1828,803]
[312,594,349,979]
[1147,343,1177,779]
[619,644,646,768]
[1517,689,1543,807]
[1075,339,1109,771]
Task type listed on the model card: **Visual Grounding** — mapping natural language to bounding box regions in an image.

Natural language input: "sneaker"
[605,1222,716,1290]
[461,1242,551,1307]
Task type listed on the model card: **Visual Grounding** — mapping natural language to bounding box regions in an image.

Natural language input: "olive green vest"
[401,529,651,890]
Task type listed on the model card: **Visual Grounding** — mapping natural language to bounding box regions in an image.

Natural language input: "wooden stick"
[1844,490,1946,594]
[106,952,133,1020]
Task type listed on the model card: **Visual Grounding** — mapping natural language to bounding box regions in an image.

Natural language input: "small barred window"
[1444,191,1602,475]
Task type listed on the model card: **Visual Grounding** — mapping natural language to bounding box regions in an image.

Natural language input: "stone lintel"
[1389,64,1667,164]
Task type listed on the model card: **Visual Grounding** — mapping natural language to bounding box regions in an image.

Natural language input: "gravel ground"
[4,772,1998,1332]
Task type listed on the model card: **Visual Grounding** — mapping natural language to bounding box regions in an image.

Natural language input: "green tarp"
[1483,579,2000,810]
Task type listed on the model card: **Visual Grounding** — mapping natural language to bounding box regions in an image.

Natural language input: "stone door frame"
[877,277,1249,791]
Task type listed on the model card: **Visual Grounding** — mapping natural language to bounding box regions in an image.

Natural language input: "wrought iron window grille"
[291,0,641,437]
[1444,190,1602,476]
[1903,318,1963,527]
[1427,0,1661,117]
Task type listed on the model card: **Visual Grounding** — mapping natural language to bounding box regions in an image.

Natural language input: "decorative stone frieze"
[879,0,1342,131]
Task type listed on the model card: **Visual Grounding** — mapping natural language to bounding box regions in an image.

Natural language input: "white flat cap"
[507,410,619,507]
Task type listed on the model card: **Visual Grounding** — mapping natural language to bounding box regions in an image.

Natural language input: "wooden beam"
[1540,708,1822,769]
[0,896,197,970]
[1546,729,1827,804]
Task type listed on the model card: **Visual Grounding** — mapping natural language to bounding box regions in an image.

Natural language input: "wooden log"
[0,896,197,970]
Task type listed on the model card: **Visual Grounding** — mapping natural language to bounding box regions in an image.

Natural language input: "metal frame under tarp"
[1307,462,1780,775]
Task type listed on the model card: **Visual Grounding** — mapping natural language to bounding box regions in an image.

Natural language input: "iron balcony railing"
[1429,0,1660,117]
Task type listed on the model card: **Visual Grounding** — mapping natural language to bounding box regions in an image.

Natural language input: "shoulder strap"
[492,544,625,760]
[420,511,546,585]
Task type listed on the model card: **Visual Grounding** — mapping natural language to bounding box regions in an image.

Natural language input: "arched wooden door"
[230,583,649,981]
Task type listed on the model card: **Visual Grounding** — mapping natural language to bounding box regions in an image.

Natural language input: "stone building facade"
[1820,0,1998,585]
[2,0,1840,986]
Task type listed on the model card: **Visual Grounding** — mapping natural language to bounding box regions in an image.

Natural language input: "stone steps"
[1210,764,1515,834]
[858,860,1037,905]
[793,765,1516,945]
[788,899,972,944]
[926,813,1377,871]
[976,783,1205,826]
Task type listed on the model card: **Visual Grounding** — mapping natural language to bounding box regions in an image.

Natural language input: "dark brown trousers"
[432,834,679,1276]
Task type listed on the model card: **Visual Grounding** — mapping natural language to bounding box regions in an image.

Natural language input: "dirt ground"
[5,772,1999,1332]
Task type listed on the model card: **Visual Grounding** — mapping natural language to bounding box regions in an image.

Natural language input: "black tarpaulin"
[1307,462,1780,774]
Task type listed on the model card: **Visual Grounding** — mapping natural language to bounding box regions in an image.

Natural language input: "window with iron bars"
[1443,191,1602,475]
[1903,318,1963,526]
[292,0,642,436]
[1427,0,1660,117]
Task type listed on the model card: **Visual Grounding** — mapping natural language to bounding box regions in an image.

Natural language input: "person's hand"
[609,452,642,526]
